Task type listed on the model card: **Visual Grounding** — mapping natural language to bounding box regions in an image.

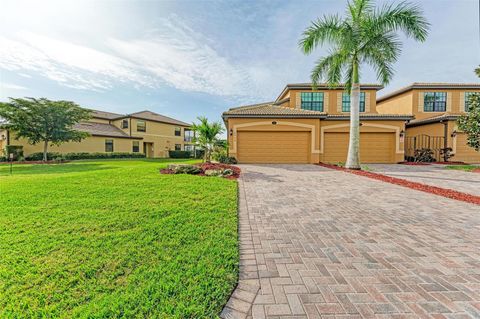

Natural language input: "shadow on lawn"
[0,163,115,176]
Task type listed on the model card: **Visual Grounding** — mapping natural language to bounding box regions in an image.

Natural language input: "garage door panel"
[237,131,310,163]
[323,132,395,163]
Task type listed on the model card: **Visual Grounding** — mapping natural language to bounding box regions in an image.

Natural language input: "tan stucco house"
[223,83,412,164]
[377,83,480,163]
[0,109,194,158]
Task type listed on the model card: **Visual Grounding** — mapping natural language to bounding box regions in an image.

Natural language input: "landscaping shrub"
[4,145,23,160]
[168,150,193,158]
[440,147,454,161]
[414,148,435,162]
[25,152,61,161]
[0,156,6,162]
[194,149,204,159]
[64,152,145,160]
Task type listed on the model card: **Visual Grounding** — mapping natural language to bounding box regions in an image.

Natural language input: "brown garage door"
[323,132,395,163]
[237,131,310,163]
[454,134,480,163]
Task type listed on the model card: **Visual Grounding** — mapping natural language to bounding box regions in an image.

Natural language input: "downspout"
[6,130,10,145]
[129,118,132,136]
[442,120,449,162]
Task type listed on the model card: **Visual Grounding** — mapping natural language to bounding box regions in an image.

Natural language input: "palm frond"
[475,66,480,78]
[311,51,348,88]
[299,15,345,54]
[370,1,430,41]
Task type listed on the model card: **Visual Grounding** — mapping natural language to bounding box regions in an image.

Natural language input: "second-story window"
[121,119,129,129]
[424,92,446,112]
[342,92,365,112]
[137,120,146,132]
[465,92,478,112]
[300,92,324,111]
[175,127,181,136]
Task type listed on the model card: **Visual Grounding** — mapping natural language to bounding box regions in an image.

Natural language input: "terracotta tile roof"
[89,109,124,120]
[74,122,141,139]
[127,110,190,126]
[406,113,463,127]
[378,83,480,102]
[223,102,326,118]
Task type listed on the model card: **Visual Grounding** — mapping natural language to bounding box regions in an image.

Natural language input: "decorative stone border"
[317,163,480,205]
[220,177,260,319]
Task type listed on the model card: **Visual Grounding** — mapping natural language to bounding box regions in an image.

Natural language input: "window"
[175,144,181,151]
[105,139,114,152]
[424,92,446,112]
[465,92,478,112]
[137,120,146,132]
[184,144,194,152]
[184,129,194,142]
[342,92,366,112]
[175,127,182,136]
[132,141,139,152]
[300,92,324,111]
[121,119,129,129]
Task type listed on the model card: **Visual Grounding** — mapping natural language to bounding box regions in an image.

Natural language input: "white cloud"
[1,83,27,90]
[0,17,273,101]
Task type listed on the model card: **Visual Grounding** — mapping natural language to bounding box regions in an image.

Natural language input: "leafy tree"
[475,66,480,78]
[457,93,480,151]
[0,98,91,161]
[191,116,224,163]
[299,0,429,169]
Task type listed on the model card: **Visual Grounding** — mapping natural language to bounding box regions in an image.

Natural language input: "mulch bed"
[317,163,480,205]
[160,163,241,180]
[473,168,480,173]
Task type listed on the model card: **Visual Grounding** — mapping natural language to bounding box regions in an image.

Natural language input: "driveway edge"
[220,177,260,319]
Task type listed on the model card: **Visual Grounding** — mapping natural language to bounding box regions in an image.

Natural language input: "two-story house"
[377,83,480,163]
[223,83,412,164]
[0,109,194,158]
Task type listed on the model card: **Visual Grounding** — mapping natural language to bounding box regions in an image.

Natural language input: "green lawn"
[445,164,479,172]
[0,159,238,318]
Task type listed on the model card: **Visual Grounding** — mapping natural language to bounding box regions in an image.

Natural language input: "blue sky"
[0,0,479,125]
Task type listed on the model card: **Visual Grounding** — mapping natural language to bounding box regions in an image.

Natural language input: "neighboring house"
[377,83,480,163]
[223,83,412,164]
[0,109,194,158]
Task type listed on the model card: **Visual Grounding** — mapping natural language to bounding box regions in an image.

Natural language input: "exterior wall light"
[399,130,405,138]
[451,130,457,138]
[272,121,277,125]
[229,129,233,136]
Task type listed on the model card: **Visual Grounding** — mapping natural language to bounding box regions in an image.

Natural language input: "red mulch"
[473,168,480,173]
[160,163,241,179]
[432,161,465,165]
[317,163,480,205]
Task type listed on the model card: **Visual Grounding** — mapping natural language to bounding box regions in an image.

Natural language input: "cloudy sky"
[0,0,479,124]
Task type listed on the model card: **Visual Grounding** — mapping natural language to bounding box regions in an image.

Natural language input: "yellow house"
[377,83,480,163]
[223,83,412,164]
[0,109,194,158]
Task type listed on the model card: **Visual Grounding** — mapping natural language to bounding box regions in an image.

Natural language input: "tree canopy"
[457,94,480,152]
[0,97,92,161]
[191,116,224,163]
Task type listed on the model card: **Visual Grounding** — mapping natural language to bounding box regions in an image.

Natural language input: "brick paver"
[369,164,480,196]
[220,164,480,319]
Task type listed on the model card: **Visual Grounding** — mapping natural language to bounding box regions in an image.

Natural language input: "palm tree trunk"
[43,140,48,162]
[345,62,361,170]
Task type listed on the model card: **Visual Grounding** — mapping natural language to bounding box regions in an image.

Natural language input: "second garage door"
[323,132,395,163]
[237,131,310,163]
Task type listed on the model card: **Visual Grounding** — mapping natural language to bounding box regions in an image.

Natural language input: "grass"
[445,164,479,172]
[0,159,238,318]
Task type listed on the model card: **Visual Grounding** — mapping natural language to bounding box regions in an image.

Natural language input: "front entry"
[143,142,154,158]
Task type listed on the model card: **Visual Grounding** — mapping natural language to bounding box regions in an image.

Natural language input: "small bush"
[440,147,454,161]
[168,150,193,158]
[194,149,204,159]
[25,152,61,161]
[414,148,435,162]
[0,156,6,162]
[218,155,238,164]
[4,145,24,160]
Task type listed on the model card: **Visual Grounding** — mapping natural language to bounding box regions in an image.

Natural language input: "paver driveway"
[221,164,480,319]
[369,164,480,197]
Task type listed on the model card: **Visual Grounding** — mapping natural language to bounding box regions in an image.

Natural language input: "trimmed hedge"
[168,150,193,159]
[25,152,145,161]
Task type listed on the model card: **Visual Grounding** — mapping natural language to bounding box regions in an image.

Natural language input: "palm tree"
[475,66,480,78]
[191,116,224,162]
[299,0,429,169]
